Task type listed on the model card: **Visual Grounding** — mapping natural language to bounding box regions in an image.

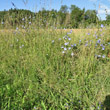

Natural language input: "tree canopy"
[0,5,109,29]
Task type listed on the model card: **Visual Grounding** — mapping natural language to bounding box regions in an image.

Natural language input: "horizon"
[0,0,110,20]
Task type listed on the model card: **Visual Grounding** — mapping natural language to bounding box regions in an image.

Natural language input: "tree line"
[0,5,110,29]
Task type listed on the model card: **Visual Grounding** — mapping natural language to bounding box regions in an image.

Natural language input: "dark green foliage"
[84,10,98,23]
[70,5,84,28]
[106,15,110,21]
[0,5,101,29]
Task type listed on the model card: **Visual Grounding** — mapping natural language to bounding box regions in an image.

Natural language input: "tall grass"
[0,1,110,110]
[0,27,110,109]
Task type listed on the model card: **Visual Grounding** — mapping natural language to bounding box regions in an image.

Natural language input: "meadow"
[0,25,110,110]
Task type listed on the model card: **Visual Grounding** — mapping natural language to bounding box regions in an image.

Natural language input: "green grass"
[0,28,110,110]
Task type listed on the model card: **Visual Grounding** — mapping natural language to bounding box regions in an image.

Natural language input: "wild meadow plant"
[0,1,110,110]
[0,21,110,110]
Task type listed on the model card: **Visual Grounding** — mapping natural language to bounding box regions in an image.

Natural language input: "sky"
[0,0,110,20]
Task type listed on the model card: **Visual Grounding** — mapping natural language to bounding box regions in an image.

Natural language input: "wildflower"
[70,30,72,33]
[64,48,67,51]
[34,106,37,109]
[29,22,31,24]
[79,40,81,42]
[22,18,25,21]
[67,30,72,34]
[101,24,104,28]
[102,47,105,50]
[68,47,71,50]
[1,21,4,24]
[79,40,81,44]
[102,55,106,58]
[62,51,65,54]
[74,44,76,46]
[97,39,101,43]
[96,35,98,39]
[95,54,97,57]
[64,42,69,46]
[88,33,90,35]
[61,46,64,49]
[78,100,81,104]
[85,43,88,46]
[99,102,102,105]
[68,38,71,41]
[67,32,71,35]
[97,106,100,109]
[71,52,74,56]
[71,45,73,47]
[98,55,101,58]
[16,27,19,30]
[100,44,103,47]
[16,39,19,42]
[59,38,61,41]
[52,40,54,43]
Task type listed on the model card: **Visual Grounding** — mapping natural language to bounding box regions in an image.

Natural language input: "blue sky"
[0,0,110,20]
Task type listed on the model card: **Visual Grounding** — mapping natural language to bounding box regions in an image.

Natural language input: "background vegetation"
[0,4,107,29]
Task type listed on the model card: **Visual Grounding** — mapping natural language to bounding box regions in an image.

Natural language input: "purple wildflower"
[74,44,76,46]
[102,55,106,58]
[97,39,101,44]
[64,42,69,46]
[101,24,104,28]
[102,47,105,50]
[68,38,71,40]
[62,51,65,54]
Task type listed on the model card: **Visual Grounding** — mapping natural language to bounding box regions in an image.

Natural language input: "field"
[0,27,110,110]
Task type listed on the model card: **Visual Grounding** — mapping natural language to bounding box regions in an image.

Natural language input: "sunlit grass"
[0,27,110,109]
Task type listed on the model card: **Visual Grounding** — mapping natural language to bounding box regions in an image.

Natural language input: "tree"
[60,5,68,13]
[106,15,110,21]
[70,5,84,28]
[84,10,98,24]
[58,5,68,26]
